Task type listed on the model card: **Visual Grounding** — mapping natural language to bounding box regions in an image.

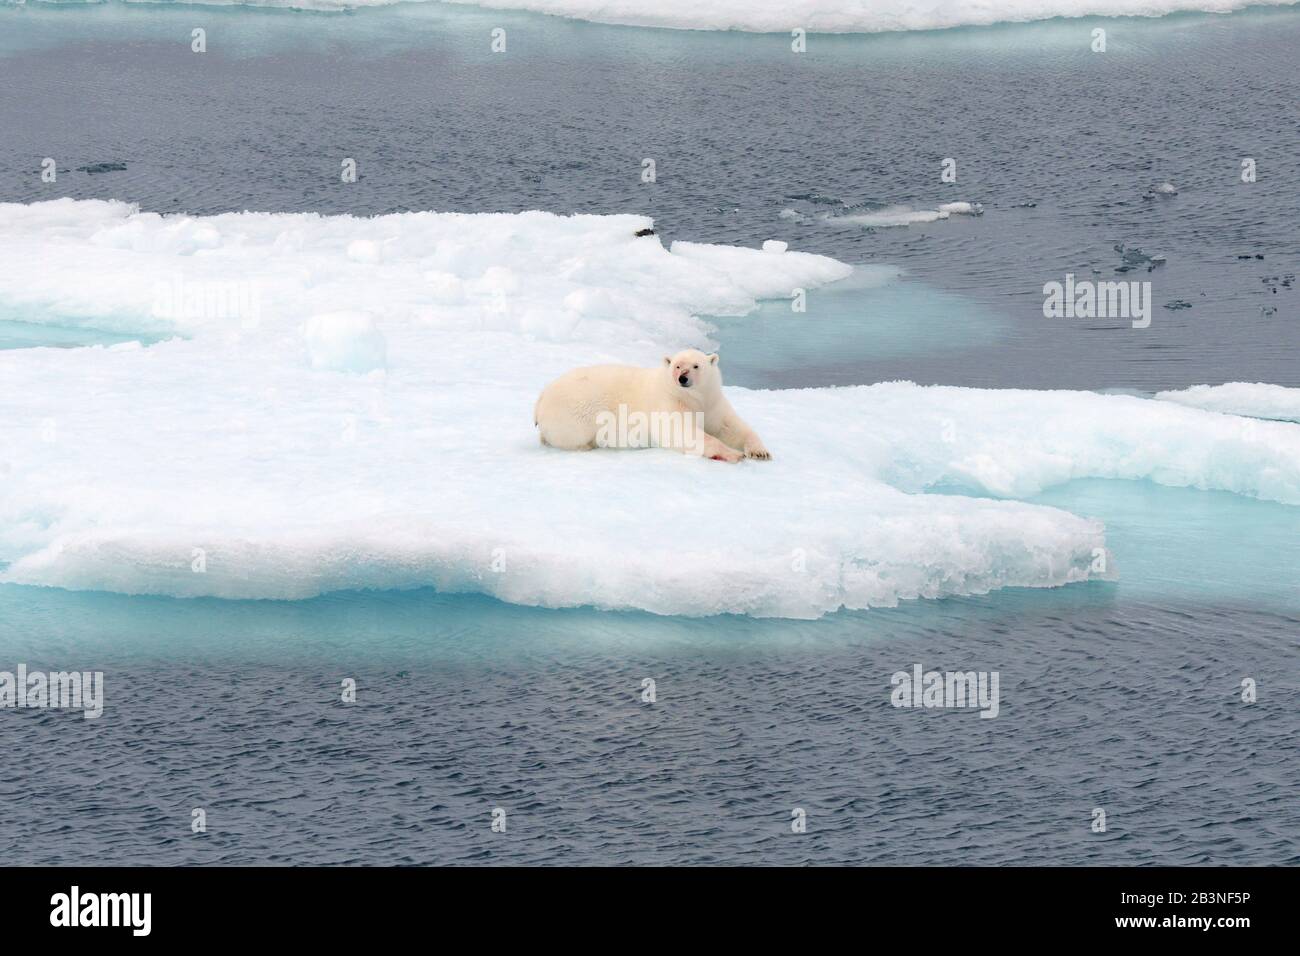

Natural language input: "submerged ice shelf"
[0,199,1297,618]
[703,265,1006,388]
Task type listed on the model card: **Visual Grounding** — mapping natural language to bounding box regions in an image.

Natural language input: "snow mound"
[1155,383,1300,423]
[304,311,387,373]
[1,200,1297,617]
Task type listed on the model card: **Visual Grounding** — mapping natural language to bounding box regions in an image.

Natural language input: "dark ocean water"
[1,2,1298,865]
[3,579,1298,866]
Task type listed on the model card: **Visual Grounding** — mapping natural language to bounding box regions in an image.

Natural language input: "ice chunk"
[303,311,387,373]
[1155,383,1300,424]
[1114,242,1160,267]
[829,202,982,229]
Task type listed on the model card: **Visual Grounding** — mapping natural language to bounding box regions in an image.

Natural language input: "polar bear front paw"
[744,441,771,460]
[711,446,744,463]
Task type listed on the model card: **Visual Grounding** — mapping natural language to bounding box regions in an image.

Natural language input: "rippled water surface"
[1,3,1298,865]
[2,580,1298,866]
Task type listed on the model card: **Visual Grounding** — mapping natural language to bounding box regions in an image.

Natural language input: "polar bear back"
[535,364,671,449]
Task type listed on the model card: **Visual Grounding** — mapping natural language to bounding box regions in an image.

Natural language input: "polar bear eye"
[693,364,698,369]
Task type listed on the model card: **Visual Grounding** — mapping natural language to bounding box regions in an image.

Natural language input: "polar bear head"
[664,349,720,392]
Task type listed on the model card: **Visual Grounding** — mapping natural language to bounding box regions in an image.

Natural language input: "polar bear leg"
[534,380,601,450]
[699,433,743,463]
[538,415,598,450]
[714,413,769,460]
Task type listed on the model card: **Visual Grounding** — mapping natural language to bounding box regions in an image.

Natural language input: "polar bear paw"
[744,440,771,461]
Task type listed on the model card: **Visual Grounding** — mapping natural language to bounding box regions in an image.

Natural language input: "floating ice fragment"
[829,201,982,229]
[76,162,127,175]
[937,201,983,216]
[1144,182,1179,199]
[1114,243,1157,266]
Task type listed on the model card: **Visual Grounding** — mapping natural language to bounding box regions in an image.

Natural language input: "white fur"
[534,349,770,463]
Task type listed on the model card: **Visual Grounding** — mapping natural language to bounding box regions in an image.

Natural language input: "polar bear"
[534,349,771,463]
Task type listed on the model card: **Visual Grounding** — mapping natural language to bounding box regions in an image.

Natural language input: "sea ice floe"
[10,0,1295,32]
[393,1,1299,34]
[1155,383,1300,424]
[1,199,1297,617]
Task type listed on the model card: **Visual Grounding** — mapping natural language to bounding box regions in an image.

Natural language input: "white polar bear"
[534,349,771,463]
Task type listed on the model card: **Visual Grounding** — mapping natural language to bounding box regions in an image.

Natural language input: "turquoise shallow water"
[0,319,164,349]
[0,3,1297,864]
[1031,479,1300,609]
[706,268,1008,389]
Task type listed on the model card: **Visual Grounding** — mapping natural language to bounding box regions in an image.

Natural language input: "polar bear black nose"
[678,374,690,387]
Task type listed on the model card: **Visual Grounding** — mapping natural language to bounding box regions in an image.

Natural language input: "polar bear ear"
[663,356,672,366]
[708,353,719,365]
